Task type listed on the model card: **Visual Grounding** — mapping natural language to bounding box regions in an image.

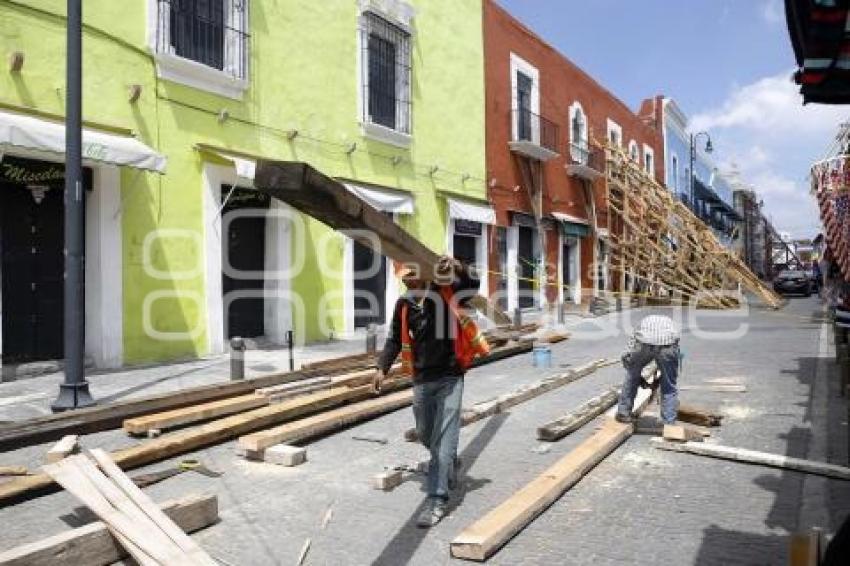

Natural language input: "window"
[607,119,622,148]
[569,102,588,163]
[509,53,541,145]
[643,145,655,175]
[670,154,679,191]
[361,11,412,138]
[516,72,534,141]
[628,140,638,161]
[151,0,249,99]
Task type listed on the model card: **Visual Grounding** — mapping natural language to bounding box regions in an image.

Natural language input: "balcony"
[565,142,605,181]
[509,108,560,161]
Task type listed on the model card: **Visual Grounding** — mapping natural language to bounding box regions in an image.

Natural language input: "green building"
[0,0,491,369]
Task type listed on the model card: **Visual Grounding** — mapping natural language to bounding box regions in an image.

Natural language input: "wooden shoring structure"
[604,145,782,309]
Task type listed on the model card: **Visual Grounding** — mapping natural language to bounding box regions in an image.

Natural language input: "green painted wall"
[0,0,487,363]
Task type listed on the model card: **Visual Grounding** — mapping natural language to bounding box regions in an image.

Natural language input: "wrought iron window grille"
[155,0,249,80]
[360,11,412,134]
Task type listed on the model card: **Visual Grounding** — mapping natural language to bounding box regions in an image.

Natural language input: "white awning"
[447,198,496,225]
[343,182,415,214]
[0,109,166,173]
[551,211,589,225]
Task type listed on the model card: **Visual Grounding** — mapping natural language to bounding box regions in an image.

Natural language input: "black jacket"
[378,267,480,382]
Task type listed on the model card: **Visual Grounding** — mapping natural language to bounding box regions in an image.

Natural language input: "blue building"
[661,98,740,247]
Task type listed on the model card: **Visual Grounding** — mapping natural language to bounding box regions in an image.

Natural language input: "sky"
[497,0,850,239]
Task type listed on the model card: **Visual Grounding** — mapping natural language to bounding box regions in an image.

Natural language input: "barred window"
[155,0,249,80]
[361,12,411,134]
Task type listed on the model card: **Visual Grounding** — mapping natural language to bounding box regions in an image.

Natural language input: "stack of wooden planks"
[0,340,536,506]
[0,493,218,566]
[0,351,379,451]
[42,450,216,565]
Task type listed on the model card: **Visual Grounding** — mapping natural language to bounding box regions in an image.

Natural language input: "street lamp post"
[689,131,713,212]
[52,0,95,412]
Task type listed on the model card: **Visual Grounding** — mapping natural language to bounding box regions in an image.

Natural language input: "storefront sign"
[454,218,482,236]
[0,156,92,189]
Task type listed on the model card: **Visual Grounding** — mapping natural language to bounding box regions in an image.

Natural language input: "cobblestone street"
[1,298,846,565]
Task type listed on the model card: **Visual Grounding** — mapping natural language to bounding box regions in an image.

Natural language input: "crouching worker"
[615,315,681,425]
[373,256,489,527]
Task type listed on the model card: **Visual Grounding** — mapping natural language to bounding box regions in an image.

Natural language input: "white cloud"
[690,71,848,239]
[761,0,784,25]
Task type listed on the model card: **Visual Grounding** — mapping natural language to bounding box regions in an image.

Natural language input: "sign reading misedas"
[0,156,92,189]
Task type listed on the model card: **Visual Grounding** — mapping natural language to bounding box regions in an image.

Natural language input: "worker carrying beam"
[373,255,489,528]
[615,315,681,425]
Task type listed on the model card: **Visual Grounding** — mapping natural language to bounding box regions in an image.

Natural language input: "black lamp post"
[689,131,713,211]
[52,0,95,412]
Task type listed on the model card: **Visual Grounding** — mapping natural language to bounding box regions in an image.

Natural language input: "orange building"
[482,0,664,314]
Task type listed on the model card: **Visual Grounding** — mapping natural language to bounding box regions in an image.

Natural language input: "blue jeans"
[617,342,680,424]
[413,375,463,501]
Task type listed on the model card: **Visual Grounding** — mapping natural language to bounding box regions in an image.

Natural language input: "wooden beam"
[122,395,269,436]
[451,420,632,561]
[46,435,79,463]
[0,379,410,506]
[651,438,850,480]
[536,388,620,441]
[450,387,653,562]
[404,359,606,442]
[0,493,217,566]
[253,160,510,325]
[238,389,413,454]
[0,360,374,451]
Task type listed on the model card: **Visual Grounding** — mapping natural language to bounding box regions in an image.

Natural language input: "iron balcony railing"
[512,108,560,154]
[568,142,605,171]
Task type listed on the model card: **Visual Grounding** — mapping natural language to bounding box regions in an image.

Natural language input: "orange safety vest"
[400,286,490,376]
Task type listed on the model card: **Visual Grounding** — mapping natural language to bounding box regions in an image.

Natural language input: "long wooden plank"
[88,449,217,565]
[253,160,511,325]
[404,359,606,442]
[122,394,269,436]
[650,438,850,480]
[450,387,653,562]
[239,389,413,453]
[0,379,410,506]
[0,360,373,451]
[0,493,217,566]
[451,420,632,561]
[536,387,620,441]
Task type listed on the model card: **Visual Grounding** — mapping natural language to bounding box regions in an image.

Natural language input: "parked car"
[773,270,812,297]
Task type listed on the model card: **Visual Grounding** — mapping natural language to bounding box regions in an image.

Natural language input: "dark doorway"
[1,182,65,363]
[222,187,269,339]
[562,241,573,301]
[453,234,477,266]
[353,241,387,329]
[517,225,537,309]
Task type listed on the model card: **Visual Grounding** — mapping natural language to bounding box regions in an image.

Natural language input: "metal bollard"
[366,323,377,354]
[557,301,565,325]
[513,307,522,330]
[286,330,295,371]
[230,337,245,381]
